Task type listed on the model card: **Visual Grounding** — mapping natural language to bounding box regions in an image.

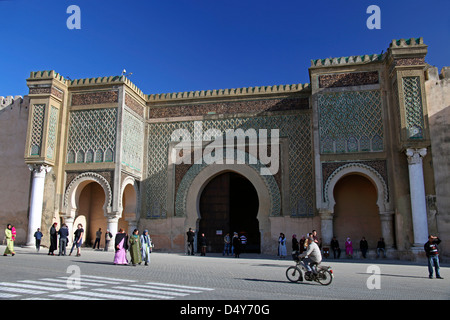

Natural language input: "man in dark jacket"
[58,224,69,256]
[424,235,443,279]
[187,228,195,255]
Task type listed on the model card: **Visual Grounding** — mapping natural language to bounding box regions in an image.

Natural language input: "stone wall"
[425,66,450,256]
[0,96,31,245]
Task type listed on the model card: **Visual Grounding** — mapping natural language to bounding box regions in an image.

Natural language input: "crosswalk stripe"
[41,278,104,286]
[0,292,20,299]
[67,290,145,300]
[94,288,174,300]
[19,280,70,288]
[0,282,65,292]
[113,285,188,297]
[0,285,46,295]
[49,293,105,300]
[144,282,214,291]
[131,284,202,294]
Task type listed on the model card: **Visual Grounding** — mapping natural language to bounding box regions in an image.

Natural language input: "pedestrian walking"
[360,237,368,258]
[278,233,287,259]
[424,235,443,279]
[129,229,142,266]
[223,233,231,256]
[93,228,102,250]
[345,237,353,258]
[114,229,128,265]
[187,228,195,255]
[69,224,84,257]
[48,222,58,256]
[3,224,15,256]
[140,230,153,266]
[58,224,69,256]
[34,228,43,252]
[199,233,207,256]
[232,232,241,258]
[104,229,113,251]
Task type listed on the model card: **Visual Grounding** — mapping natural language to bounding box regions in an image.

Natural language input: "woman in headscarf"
[129,229,142,266]
[345,237,353,258]
[114,228,128,265]
[3,224,15,256]
[140,229,153,266]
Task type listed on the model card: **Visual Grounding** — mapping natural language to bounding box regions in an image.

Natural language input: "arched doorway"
[76,181,106,246]
[333,174,381,250]
[199,171,260,253]
[120,181,138,235]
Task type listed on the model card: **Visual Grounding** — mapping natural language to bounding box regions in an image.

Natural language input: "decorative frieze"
[149,97,309,119]
[71,90,118,106]
[318,71,379,88]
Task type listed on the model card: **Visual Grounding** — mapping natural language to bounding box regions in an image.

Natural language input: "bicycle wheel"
[286,266,302,282]
[317,270,333,286]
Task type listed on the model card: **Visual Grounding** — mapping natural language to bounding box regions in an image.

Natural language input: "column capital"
[405,148,427,165]
[318,208,333,220]
[27,164,52,174]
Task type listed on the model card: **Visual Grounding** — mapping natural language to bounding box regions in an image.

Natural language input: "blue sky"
[1,0,449,96]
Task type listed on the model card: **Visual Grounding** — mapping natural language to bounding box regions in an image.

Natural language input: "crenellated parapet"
[311,54,384,68]
[147,83,310,103]
[0,95,29,113]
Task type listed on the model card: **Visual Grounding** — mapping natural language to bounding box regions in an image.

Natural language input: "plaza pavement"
[0,245,449,303]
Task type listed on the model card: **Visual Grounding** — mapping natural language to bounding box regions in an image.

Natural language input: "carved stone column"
[319,209,334,246]
[26,164,52,246]
[106,215,120,250]
[405,148,428,247]
[379,211,395,248]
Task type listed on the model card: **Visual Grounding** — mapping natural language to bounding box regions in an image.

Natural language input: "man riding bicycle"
[298,237,322,275]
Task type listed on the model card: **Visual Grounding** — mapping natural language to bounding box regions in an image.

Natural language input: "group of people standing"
[329,236,387,259]
[186,228,247,258]
[113,228,153,266]
[44,223,87,256]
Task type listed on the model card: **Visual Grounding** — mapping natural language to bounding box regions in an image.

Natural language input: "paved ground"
[0,245,449,312]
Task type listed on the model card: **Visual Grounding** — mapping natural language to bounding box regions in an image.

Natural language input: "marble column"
[106,216,119,250]
[26,164,52,247]
[319,209,334,246]
[379,211,395,248]
[405,148,429,247]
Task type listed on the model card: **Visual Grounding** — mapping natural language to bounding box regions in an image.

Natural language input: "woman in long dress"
[345,237,353,258]
[3,224,15,256]
[278,233,287,259]
[140,230,152,266]
[129,229,142,266]
[114,229,128,265]
[48,222,58,255]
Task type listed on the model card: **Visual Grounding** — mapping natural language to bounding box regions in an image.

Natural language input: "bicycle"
[286,252,333,286]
